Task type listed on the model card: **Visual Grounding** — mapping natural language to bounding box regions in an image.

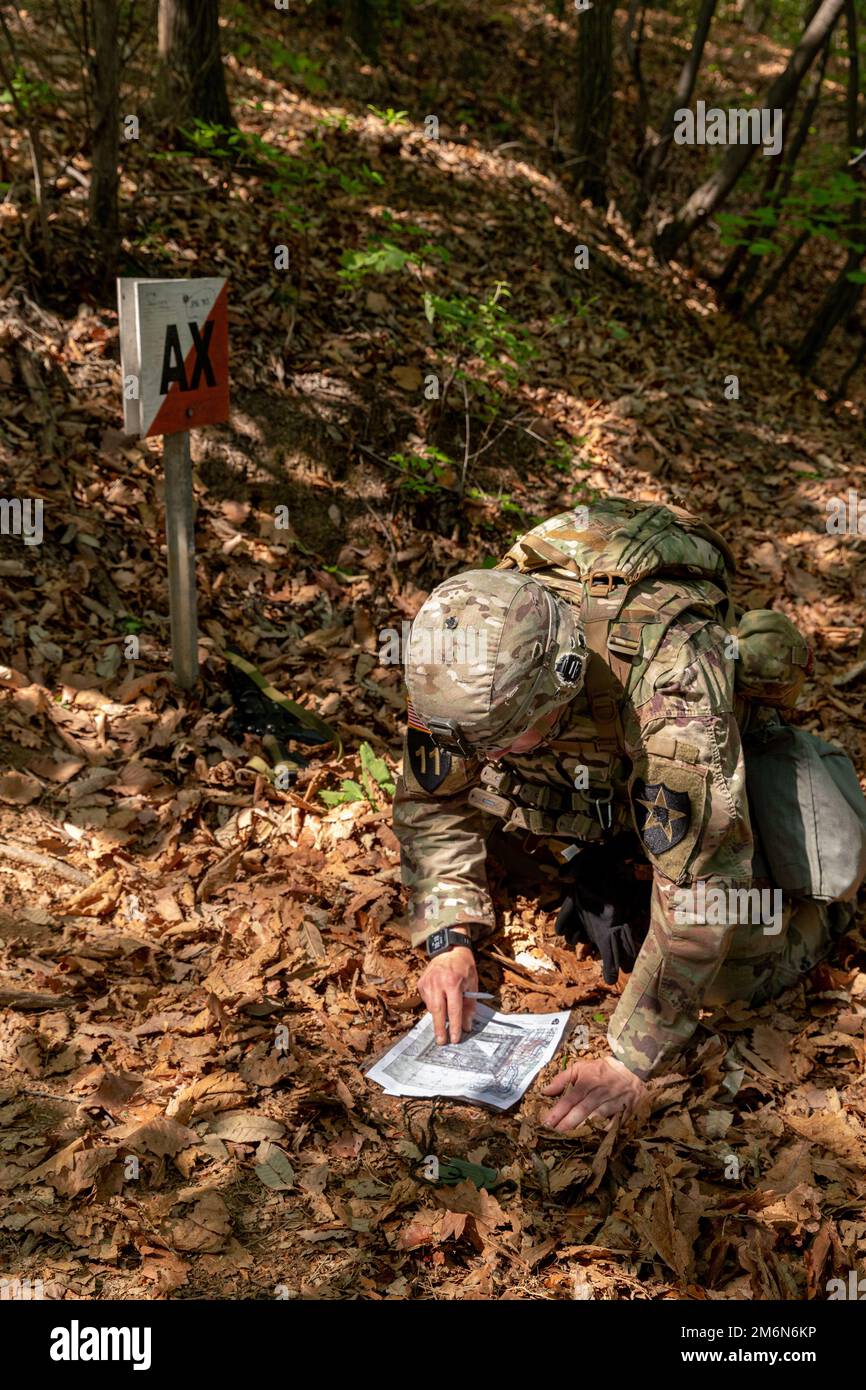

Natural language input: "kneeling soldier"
[393,498,865,1129]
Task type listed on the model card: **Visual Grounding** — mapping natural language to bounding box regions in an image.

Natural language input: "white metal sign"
[116,277,230,689]
[118,277,229,437]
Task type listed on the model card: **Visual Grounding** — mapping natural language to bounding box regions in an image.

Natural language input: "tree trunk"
[157,0,233,134]
[831,327,866,402]
[624,1,649,168]
[653,0,847,263]
[631,0,717,229]
[0,12,52,262]
[572,0,614,206]
[792,0,864,370]
[741,0,774,33]
[348,0,379,59]
[89,0,119,296]
[744,227,810,320]
[719,30,830,302]
[745,0,857,319]
[791,255,864,369]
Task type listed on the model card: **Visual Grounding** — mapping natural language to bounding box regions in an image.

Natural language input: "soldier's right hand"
[418,942,478,1046]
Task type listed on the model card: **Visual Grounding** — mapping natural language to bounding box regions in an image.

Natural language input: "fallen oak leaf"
[396,1208,468,1251]
[21,1139,121,1197]
[0,772,42,804]
[166,1073,249,1123]
[166,1191,232,1253]
[207,1110,285,1143]
[111,1115,199,1158]
[196,848,243,903]
[254,1142,295,1190]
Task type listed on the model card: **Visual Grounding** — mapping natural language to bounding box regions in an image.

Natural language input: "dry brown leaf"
[64,868,121,917]
[0,772,41,804]
[167,1191,232,1253]
[208,1110,285,1143]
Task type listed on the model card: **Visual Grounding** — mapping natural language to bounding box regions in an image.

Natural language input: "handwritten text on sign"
[118,277,229,437]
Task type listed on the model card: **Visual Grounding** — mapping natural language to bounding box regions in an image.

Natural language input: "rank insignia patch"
[632,779,691,855]
[408,726,452,791]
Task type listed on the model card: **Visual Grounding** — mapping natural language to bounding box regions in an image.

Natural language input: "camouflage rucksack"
[496,497,810,723]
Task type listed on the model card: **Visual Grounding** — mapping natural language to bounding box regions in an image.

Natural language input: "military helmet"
[404,569,586,755]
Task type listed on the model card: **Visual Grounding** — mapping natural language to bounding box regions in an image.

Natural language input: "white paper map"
[366,1004,570,1110]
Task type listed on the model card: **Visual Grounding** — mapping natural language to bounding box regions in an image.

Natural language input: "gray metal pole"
[163,431,199,690]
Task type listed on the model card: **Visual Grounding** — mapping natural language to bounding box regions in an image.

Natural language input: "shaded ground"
[0,2,865,1300]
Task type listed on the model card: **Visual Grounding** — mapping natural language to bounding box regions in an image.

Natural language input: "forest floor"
[0,1,865,1300]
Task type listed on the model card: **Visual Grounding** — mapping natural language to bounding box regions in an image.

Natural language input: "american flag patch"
[407,699,430,733]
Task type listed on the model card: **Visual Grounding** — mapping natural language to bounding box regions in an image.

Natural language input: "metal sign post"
[117,277,229,691]
[162,431,199,689]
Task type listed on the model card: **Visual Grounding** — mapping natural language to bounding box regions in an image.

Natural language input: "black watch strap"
[426,928,474,958]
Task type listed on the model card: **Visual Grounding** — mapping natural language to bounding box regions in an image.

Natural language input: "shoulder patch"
[633,779,691,855]
[629,754,707,881]
[407,726,452,791]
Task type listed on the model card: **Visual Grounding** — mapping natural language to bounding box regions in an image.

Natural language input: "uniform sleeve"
[608,620,754,1080]
[392,725,496,948]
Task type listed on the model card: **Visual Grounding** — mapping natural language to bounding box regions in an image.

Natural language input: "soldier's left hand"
[540,1056,645,1130]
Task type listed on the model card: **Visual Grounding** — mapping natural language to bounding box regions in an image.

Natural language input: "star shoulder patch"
[632,780,690,855]
[629,754,707,881]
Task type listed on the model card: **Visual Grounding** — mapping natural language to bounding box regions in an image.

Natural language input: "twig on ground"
[0,840,91,885]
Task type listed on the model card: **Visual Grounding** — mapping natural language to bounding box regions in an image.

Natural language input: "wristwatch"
[426,928,474,959]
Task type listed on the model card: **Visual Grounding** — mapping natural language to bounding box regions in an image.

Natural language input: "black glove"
[555,835,651,985]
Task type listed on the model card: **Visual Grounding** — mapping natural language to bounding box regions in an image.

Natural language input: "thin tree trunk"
[745,0,858,321]
[742,0,774,33]
[792,261,863,369]
[157,0,233,134]
[624,1,649,167]
[791,1,864,371]
[0,12,52,261]
[348,0,379,58]
[830,328,866,402]
[744,227,810,320]
[631,0,717,229]
[653,0,847,263]
[719,30,830,301]
[572,0,615,206]
[843,0,861,157]
[90,0,120,296]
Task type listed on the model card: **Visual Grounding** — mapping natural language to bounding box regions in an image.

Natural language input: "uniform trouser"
[703,894,855,1009]
[490,829,856,1009]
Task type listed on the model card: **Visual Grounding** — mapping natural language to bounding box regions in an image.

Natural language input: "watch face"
[428,930,446,955]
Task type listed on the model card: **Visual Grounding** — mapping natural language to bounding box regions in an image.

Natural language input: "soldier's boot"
[705,897,855,1009]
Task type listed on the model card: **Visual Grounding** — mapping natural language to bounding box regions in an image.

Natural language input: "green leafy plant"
[339,218,447,282]
[548,439,576,474]
[423,283,536,383]
[389,446,455,497]
[0,67,56,115]
[367,105,410,127]
[319,742,395,807]
[340,239,418,279]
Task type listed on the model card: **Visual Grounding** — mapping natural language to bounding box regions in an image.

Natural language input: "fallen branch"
[0,988,77,1011]
[0,840,91,885]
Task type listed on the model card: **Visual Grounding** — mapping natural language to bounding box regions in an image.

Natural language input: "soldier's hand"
[418,943,478,1046]
[540,1056,645,1130]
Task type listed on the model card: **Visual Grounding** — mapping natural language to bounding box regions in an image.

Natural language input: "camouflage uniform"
[394,499,849,1081]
